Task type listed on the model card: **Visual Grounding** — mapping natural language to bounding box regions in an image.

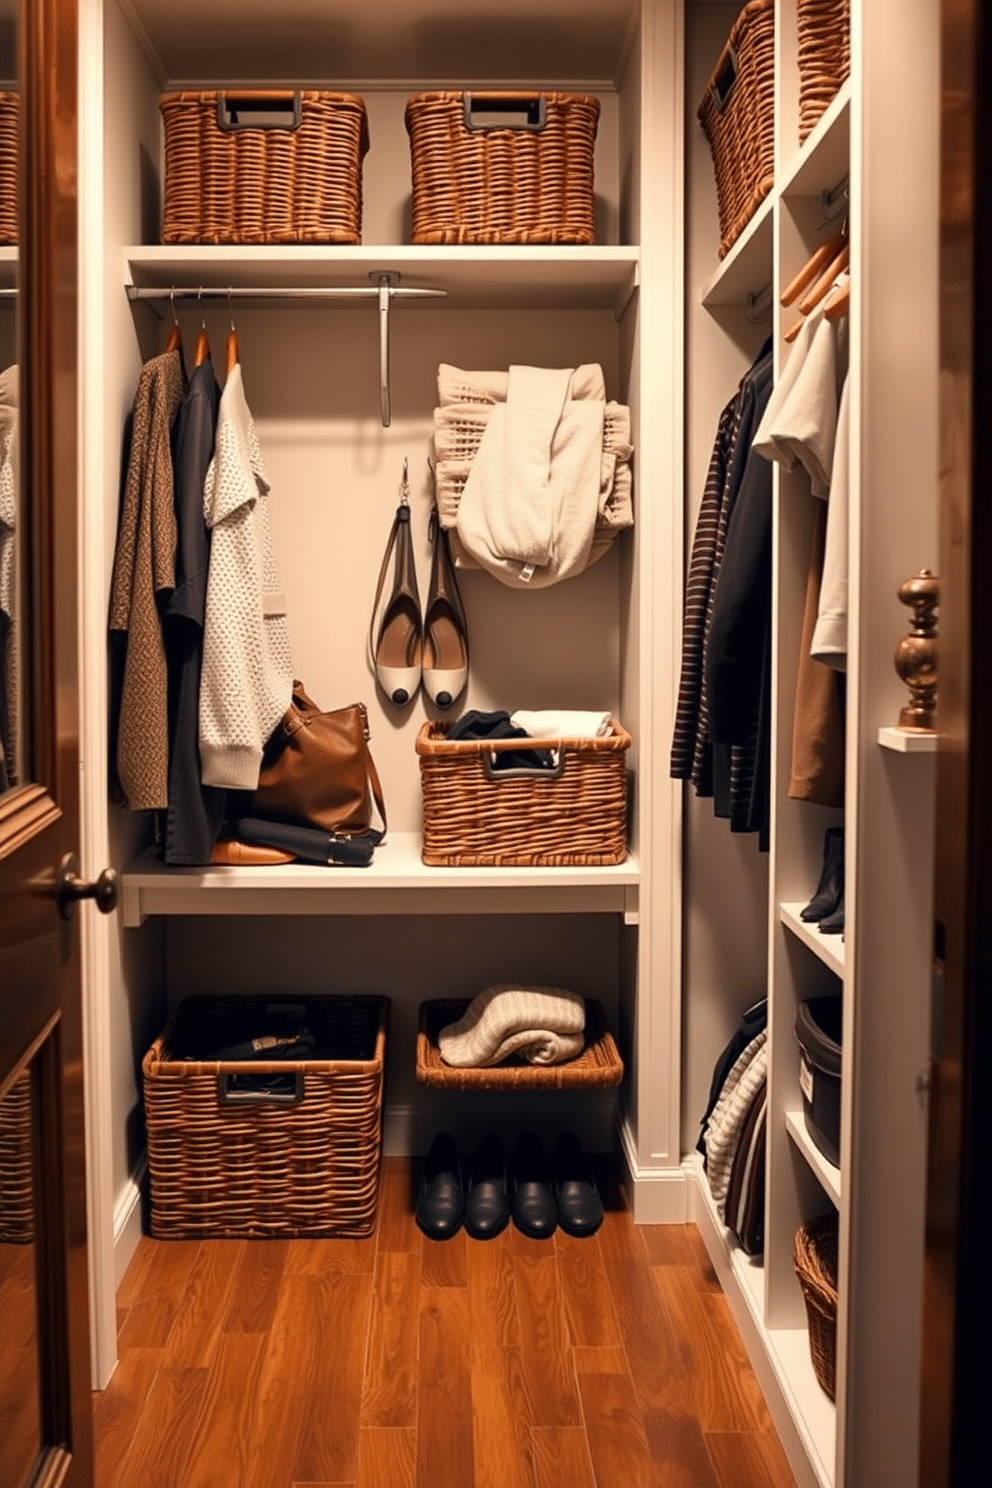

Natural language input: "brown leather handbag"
[250,682,387,839]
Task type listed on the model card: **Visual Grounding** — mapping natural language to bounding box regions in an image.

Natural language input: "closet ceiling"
[122,0,637,85]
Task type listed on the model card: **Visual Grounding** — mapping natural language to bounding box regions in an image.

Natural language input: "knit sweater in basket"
[198,364,293,791]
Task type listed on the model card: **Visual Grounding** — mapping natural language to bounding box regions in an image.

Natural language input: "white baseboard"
[113,1161,146,1291]
[615,1117,690,1222]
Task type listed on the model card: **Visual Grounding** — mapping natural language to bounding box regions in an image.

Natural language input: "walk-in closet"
[0,0,949,1485]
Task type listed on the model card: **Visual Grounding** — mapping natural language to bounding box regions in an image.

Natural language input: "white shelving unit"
[683,3,938,1486]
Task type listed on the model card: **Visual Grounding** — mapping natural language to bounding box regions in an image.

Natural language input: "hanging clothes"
[108,348,184,811]
[0,364,17,791]
[672,337,775,848]
[752,296,849,806]
[163,355,225,864]
[198,362,293,792]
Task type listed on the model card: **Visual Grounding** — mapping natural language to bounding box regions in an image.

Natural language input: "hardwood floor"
[92,1159,798,1488]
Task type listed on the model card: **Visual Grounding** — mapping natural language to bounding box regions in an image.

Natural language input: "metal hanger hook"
[400,456,410,505]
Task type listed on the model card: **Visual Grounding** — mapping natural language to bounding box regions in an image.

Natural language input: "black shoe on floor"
[511,1131,557,1240]
[553,1131,603,1238]
[465,1132,510,1240]
[415,1131,464,1240]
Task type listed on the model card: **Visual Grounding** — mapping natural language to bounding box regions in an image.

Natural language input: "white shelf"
[125,245,641,315]
[688,1156,836,1488]
[877,725,938,754]
[785,1110,841,1208]
[778,84,851,202]
[699,196,774,308]
[780,902,845,979]
[120,834,640,927]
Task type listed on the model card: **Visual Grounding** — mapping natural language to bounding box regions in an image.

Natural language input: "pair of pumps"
[370,466,469,710]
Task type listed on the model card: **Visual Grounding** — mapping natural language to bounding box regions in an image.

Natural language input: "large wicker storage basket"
[160,90,369,244]
[416,719,631,867]
[0,1069,34,1244]
[143,994,389,1239]
[797,0,850,144]
[697,0,776,259]
[0,92,18,245]
[794,1212,839,1399]
[405,90,599,245]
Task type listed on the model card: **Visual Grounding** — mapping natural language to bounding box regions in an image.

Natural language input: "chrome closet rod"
[125,278,448,428]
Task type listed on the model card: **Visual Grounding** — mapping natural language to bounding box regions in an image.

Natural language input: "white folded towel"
[456,365,605,589]
[510,709,613,740]
[439,984,587,1068]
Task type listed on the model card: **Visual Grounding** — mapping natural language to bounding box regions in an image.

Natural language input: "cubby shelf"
[785,1110,841,1207]
[780,902,845,978]
[120,836,640,928]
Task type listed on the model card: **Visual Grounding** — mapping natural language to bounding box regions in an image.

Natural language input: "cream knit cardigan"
[199,364,293,791]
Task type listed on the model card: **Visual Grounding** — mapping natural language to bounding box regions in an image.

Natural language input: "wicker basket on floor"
[143,994,389,1239]
[0,1069,34,1244]
[160,89,369,244]
[794,1212,839,1399]
[0,92,18,245]
[797,0,850,144]
[416,719,631,867]
[405,90,599,244]
[697,0,776,258]
[415,997,624,1090]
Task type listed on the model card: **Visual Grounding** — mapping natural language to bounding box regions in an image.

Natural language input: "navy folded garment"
[232,816,381,867]
[446,708,553,771]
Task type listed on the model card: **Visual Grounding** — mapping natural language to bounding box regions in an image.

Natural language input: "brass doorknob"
[56,853,119,919]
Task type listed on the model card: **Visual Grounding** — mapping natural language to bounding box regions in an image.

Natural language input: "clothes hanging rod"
[126,275,447,429]
[820,173,849,223]
[746,284,773,322]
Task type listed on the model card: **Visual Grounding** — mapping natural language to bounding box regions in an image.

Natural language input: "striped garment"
[724,1080,767,1255]
[703,1029,767,1214]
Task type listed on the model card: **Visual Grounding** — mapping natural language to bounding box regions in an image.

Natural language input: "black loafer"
[511,1131,557,1240]
[415,1131,464,1240]
[464,1132,510,1239]
[553,1131,603,1238]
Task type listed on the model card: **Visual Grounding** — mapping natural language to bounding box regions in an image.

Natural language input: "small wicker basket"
[415,997,624,1091]
[160,89,369,245]
[143,994,389,1239]
[0,92,18,246]
[794,1212,839,1399]
[416,719,631,868]
[697,0,776,259]
[797,0,851,144]
[405,90,599,245]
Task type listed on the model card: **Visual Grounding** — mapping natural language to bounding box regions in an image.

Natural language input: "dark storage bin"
[795,996,842,1166]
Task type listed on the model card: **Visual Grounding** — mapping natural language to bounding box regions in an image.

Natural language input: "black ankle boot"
[801,826,844,922]
[818,890,845,935]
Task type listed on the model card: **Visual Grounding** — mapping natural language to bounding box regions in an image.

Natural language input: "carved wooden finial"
[894,569,939,730]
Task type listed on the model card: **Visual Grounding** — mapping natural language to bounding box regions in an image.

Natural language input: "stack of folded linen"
[438,984,587,1068]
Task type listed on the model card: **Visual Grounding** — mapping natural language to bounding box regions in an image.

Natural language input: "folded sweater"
[439,985,586,1068]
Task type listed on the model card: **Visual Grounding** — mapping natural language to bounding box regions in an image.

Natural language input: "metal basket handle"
[217,1070,305,1104]
[463,92,547,132]
[711,49,738,114]
[217,91,303,132]
[481,748,564,782]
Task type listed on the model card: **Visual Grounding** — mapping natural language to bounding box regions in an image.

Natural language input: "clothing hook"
[399,456,410,506]
[169,285,179,329]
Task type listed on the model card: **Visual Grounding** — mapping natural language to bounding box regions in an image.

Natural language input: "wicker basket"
[797,0,850,144]
[0,1069,34,1245]
[416,997,624,1091]
[143,994,389,1239]
[0,92,18,246]
[405,90,599,245]
[160,90,369,244]
[416,719,631,867]
[794,1212,839,1399]
[697,0,776,259]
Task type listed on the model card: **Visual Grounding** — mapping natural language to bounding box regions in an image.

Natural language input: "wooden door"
[0,0,102,1482]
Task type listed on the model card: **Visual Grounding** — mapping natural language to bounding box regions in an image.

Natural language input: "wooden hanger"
[797,242,850,317]
[164,288,182,353]
[780,227,847,307]
[823,278,850,322]
[193,288,210,367]
[226,292,240,378]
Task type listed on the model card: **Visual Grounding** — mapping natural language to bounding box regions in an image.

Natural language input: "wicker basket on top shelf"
[697,0,775,259]
[160,89,369,244]
[405,90,599,244]
[797,0,851,144]
[794,1211,839,1398]
[415,997,623,1091]
[0,92,18,245]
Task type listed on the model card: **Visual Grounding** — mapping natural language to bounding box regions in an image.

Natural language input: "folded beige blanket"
[439,985,586,1068]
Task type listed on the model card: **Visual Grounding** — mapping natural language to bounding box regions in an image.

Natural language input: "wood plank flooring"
[92,1158,797,1488]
